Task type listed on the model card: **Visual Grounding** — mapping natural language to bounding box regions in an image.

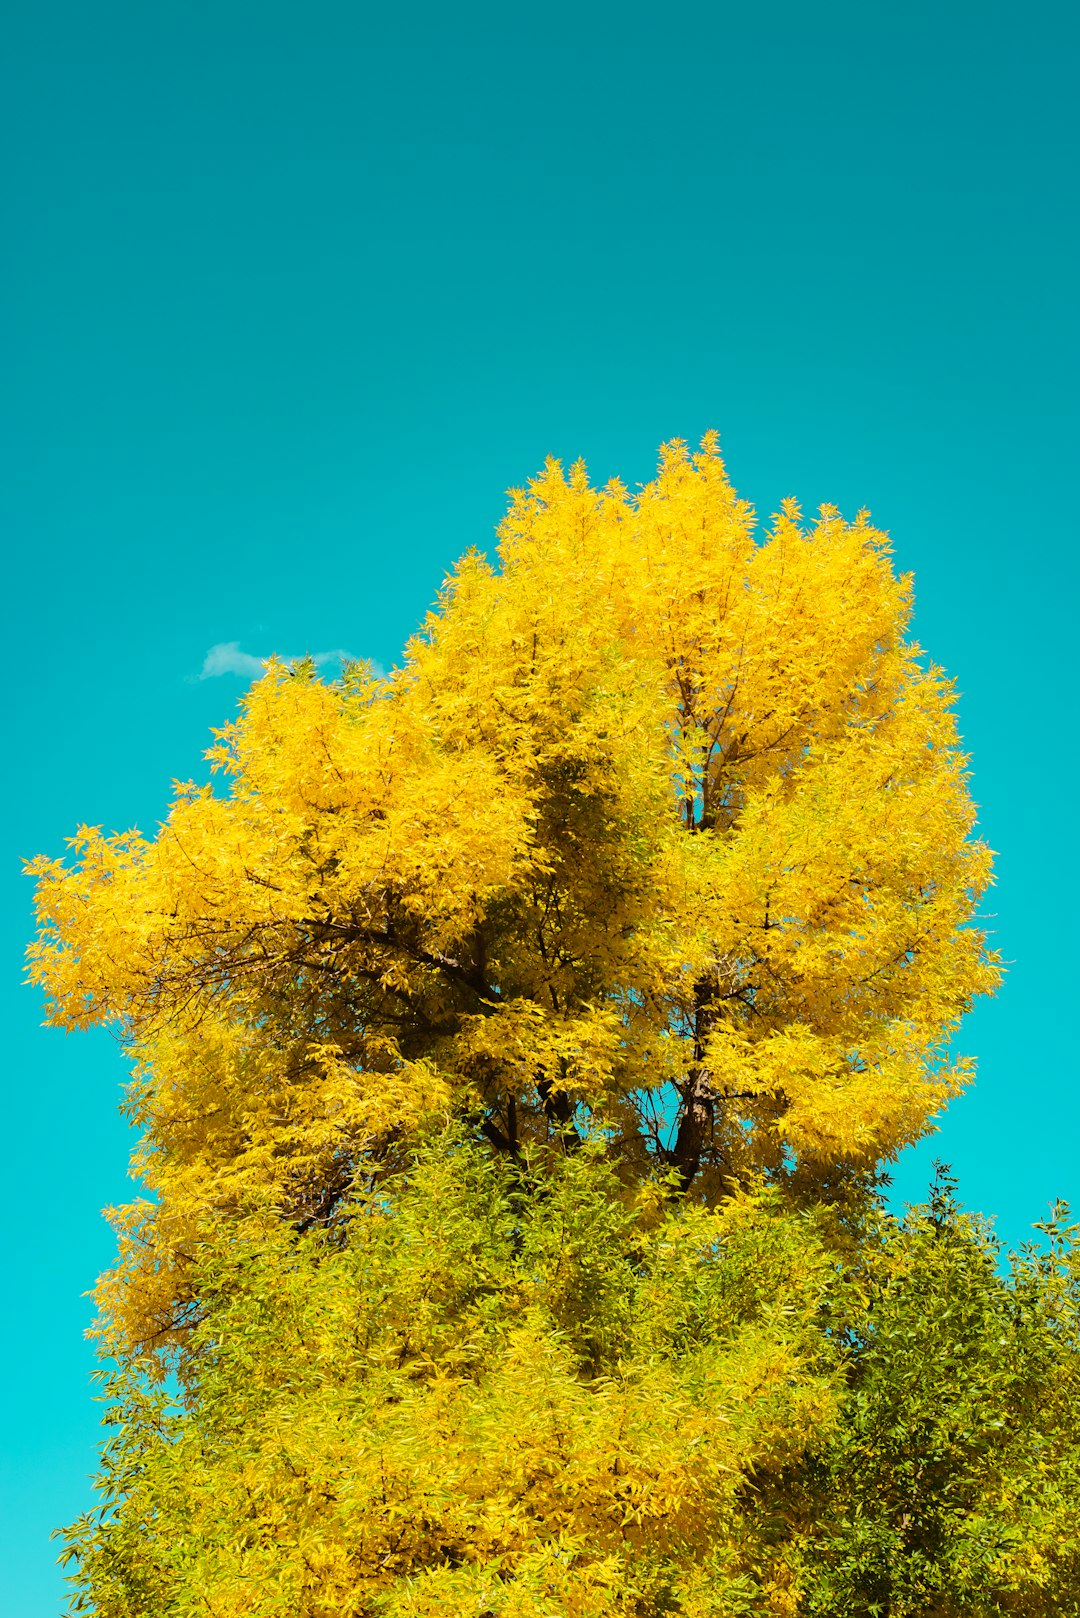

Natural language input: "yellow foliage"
[28,437,999,1357]
[64,1144,842,1616]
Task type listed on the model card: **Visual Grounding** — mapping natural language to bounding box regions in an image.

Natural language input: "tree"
[29,436,998,1360]
[30,437,1020,1614]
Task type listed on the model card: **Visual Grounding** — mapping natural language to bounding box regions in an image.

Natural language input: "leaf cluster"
[61,1137,838,1616]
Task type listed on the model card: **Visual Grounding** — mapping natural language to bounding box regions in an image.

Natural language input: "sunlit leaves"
[28,437,999,1360]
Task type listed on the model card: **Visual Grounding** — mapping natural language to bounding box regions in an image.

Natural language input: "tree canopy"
[32,437,1056,1618]
[29,436,998,1357]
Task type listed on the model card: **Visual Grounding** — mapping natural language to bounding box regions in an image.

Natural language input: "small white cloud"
[197,643,373,681]
[199,642,266,679]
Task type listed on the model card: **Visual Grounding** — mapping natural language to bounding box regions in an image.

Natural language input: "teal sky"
[3,2,1077,1609]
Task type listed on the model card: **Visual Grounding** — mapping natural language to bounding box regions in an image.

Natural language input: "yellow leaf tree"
[29,435,998,1367]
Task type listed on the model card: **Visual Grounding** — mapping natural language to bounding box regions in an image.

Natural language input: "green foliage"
[788,1172,1080,1616]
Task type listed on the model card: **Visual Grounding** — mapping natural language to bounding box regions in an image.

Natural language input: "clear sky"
[3,1,1077,1609]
